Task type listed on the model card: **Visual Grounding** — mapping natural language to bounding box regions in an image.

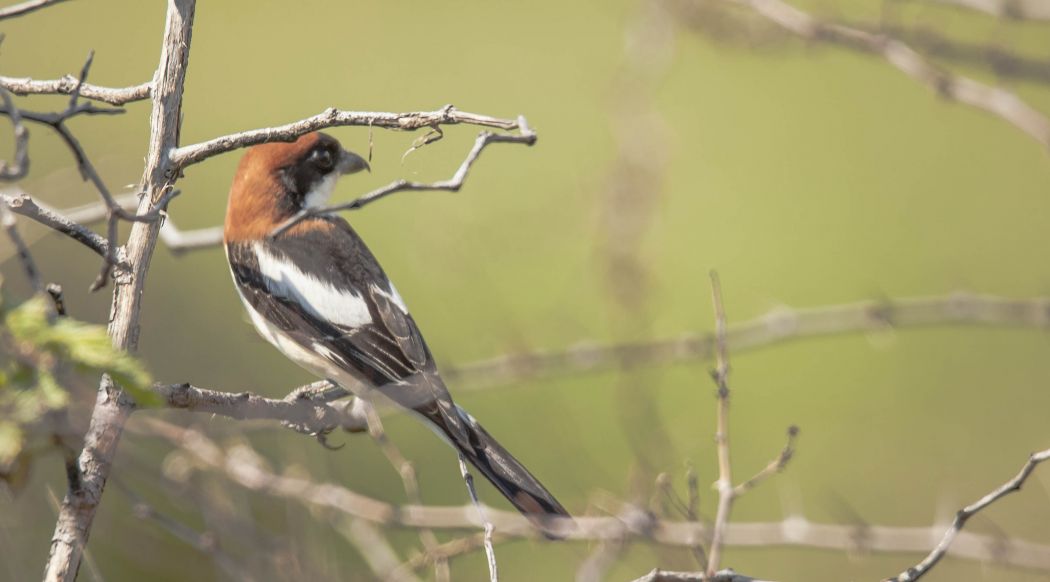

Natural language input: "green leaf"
[4,297,157,406]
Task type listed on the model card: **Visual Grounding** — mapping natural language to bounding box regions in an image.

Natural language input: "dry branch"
[169,105,526,169]
[0,192,112,258]
[42,1,196,579]
[152,382,367,434]
[270,118,536,237]
[0,76,150,105]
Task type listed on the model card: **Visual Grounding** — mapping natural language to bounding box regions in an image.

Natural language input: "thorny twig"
[269,117,537,238]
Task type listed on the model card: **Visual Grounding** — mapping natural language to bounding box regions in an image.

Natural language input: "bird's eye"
[310,148,334,171]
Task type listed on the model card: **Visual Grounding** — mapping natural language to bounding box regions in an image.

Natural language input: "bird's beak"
[337,149,370,175]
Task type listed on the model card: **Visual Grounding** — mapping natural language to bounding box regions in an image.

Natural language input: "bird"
[222,131,570,533]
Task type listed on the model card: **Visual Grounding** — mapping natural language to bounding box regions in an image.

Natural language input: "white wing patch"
[253,242,373,329]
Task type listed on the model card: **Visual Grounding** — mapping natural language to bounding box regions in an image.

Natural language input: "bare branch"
[0,0,70,20]
[151,382,367,434]
[0,192,112,258]
[169,104,526,169]
[885,447,1050,582]
[719,0,1050,149]
[270,119,537,238]
[43,0,196,578]
[446,292,1050,389]
[927,0,1050,20]
[0,76,150,105]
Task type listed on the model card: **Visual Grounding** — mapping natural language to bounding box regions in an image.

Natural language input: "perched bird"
[223,132,570,532]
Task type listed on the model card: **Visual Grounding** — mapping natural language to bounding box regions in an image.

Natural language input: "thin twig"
[733,426,799,497]
[0,87,28,180]
[0,76,150,105]
[1,199,42,293]
[269,118,537,238]
[885,447,1050,582]
[458,456,498,582]
[0,192,112,258]
[706,271,733,576]
[169,104,526,168]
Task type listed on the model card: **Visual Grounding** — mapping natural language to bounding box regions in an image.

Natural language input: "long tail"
[421,402,571,535]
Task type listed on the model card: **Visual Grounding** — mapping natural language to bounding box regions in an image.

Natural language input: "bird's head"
[224,132,369,242]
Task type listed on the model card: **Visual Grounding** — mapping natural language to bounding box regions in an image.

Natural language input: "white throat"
[303,173,339,209]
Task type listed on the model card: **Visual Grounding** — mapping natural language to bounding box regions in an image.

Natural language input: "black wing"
[226,217,441,400]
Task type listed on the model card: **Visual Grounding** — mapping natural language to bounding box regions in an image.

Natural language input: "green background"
[2,0,1050,580]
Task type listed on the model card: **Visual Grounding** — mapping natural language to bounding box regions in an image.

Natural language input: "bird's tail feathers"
[421,402,572,537]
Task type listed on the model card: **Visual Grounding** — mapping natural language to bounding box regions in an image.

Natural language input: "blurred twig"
[632,568,775,582]
[363,404,450,582]
[446,292,1050,388]
[925,0,1050,20]
[706,272,734,575]
[0,0,70,20]
[134,418,1050,572]
[710,0,1050,149]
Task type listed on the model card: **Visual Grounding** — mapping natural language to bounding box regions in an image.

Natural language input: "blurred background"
[2,0,1050,580]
